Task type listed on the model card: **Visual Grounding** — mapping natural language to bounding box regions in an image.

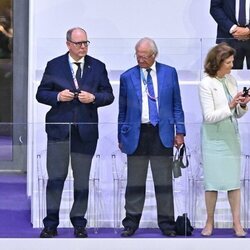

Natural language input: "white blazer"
[199,74,248,123]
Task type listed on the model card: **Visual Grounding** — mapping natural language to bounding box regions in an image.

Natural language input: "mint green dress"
[202,119,241,191]
[201,77,241,191]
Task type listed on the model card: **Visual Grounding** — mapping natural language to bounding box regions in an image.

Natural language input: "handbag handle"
[176,143,189,168]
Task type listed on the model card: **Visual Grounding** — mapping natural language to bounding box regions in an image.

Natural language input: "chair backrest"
[240,154,250,181]
[36,150,100,181]
[36,149,48,180]
[112,150,127,181]
[185,145,204,181]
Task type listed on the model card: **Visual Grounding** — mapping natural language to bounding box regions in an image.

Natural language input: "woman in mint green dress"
[199,43,250,237]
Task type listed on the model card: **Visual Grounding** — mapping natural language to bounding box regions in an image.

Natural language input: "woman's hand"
[239,94,250,107]
[229,92,248,109]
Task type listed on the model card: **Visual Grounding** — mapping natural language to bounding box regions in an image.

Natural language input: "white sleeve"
[199,78,232,123]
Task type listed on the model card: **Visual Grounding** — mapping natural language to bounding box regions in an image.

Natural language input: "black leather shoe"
[74,227,88,238]
[162,230,176,237]
[40,227,58,238]
[121,227,136,237]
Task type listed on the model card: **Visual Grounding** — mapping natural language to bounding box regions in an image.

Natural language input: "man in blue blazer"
[36,27,114,238]
[118,37,185,237]
[210,0,250,69]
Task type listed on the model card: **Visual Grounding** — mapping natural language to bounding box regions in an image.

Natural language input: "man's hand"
[174,134,184,149]
[58,89,74,102]
[232,26,250,40]
[78,91,95,103]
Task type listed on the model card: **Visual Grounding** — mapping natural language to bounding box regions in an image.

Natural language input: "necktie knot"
[146,68,152,85]
[74,62,81,71]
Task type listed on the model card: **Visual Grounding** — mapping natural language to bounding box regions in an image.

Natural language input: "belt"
[141,123,158,128]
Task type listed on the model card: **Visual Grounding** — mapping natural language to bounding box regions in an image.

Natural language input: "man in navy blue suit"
[210,0,250,69]
[36,27,114,238]
[118,37,185,237]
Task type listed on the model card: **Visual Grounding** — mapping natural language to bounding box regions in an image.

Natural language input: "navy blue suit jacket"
[210,0,244,42]
[118,62,185,155]
[36,52,114,141]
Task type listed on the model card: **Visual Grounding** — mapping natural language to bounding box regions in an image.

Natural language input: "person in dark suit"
[210,0,250,69]
[118,37,186,237]
[36,27,114,238]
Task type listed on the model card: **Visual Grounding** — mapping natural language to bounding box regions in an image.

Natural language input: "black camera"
[242,87,250,97]
[71,90,81,99]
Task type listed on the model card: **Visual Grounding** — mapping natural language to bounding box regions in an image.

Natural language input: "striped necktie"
[146,68,159,126]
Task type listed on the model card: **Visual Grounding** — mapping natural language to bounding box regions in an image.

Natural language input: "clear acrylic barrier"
[1,36,250,237]
[33,122,102,232]
[31,121,250,234]
[111,150,191,232]
[186,122,250,230]
[0,121,250,238]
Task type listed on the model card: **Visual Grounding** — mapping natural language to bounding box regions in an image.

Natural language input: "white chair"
[187,147,249,230]
[36,150,100,232]
[111,150,189,233]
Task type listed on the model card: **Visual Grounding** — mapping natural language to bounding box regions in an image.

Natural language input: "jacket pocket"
[121,125,131,134]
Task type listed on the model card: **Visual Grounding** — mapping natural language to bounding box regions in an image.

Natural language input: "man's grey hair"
[135,37,158,56]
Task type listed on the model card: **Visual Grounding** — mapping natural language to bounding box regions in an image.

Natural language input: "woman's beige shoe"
[201,226,213,237]
[201,229,213,237]
[234,230,247,238]
[233,224,247,237]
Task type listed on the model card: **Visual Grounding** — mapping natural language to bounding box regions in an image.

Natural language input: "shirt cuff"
[230,24,237,34]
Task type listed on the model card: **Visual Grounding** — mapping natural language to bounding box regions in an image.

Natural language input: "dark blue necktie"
[238,0,246,26]
[74,62,81,85]
[146,68,159,126]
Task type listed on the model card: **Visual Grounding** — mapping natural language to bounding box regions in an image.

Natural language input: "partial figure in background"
[118,37,185,237]
[36,27,114,238]
[0,7,12,59]
[199,43,250,237]
[0,6,13,143]
[210,0,250,69]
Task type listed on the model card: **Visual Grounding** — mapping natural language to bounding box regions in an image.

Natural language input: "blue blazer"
[36,52,114,141]
[210,0,241,42]
[118,62,186,155]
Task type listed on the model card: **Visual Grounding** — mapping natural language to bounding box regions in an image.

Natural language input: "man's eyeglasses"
[68,40,90,48]
[135,53,154,60]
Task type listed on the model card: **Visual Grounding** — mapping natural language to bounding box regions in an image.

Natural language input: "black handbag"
[175,213,194,236]
[172,143,189,178]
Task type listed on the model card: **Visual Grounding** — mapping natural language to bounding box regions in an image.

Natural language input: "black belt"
[141,123,158,128]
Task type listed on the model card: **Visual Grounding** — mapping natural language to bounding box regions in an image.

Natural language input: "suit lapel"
[62,53,92,90]
[225,76,235,98]
[229,0,236,19]
[76,55,92,89]
[62,53,77,90]
[131,66,142,106]
[156,63,164,107]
